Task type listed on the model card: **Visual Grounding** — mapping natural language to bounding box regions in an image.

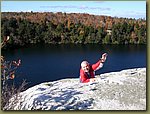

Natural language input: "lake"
[2,44,146,88]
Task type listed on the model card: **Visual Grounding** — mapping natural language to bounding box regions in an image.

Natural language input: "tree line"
[1,12,146,48]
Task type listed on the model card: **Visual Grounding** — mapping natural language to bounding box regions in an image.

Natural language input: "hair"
[81,61,89,67]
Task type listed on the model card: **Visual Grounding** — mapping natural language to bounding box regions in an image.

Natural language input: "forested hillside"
[1,12,146,48]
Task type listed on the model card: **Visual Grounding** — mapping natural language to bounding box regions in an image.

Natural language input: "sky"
[1,1,146,19]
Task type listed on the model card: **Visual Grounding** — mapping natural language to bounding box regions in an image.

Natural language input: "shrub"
[1,36,27,110]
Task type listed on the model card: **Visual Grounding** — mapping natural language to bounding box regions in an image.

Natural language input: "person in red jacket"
[80,53,107,83]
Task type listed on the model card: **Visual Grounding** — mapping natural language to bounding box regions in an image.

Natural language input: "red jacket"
[80,60,103,83]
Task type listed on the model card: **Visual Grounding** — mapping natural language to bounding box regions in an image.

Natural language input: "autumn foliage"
[1,12,146,47]
[1,37,27,110]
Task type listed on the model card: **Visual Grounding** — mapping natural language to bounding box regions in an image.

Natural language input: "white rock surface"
[5,68,146,110]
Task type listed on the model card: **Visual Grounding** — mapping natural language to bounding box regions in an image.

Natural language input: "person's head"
[81,61,90,72]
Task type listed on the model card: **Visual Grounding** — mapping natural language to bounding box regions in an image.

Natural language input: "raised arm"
[92,53,107,71]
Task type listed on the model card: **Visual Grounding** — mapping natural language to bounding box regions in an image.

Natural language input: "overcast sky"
[1,1,146,19]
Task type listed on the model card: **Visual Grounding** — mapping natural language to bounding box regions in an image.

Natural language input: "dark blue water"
[2,44,146,88]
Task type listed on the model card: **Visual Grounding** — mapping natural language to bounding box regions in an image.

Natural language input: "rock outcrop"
[5,68,146,110]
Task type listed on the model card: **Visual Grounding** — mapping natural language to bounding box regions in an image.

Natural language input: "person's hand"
[90,78,97,82]
[101,53,107,62]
